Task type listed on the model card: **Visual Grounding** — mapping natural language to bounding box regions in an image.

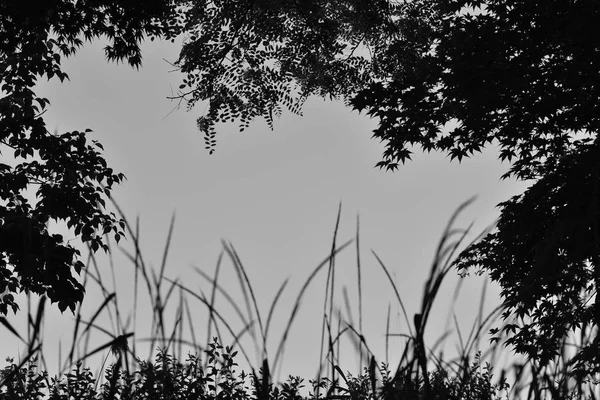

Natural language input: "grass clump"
[0,340,508,400]
[0,197,598,399]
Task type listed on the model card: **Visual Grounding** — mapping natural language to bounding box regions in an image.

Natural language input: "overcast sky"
[1,37,531,391]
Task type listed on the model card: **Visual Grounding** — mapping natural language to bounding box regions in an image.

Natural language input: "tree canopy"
[0,0,181,314]
[171,0,400,152]
[170,0,600,379]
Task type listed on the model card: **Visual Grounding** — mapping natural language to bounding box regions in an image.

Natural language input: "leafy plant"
[0,339,511,400]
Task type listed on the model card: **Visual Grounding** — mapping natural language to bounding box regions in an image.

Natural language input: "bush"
[0,339,509,400]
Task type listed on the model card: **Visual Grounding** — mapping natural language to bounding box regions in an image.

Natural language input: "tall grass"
[0,196,598,399]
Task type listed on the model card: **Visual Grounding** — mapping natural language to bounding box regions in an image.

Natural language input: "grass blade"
[272,238,353,380]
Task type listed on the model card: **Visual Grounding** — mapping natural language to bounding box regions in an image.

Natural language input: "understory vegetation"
[0,199,597,400]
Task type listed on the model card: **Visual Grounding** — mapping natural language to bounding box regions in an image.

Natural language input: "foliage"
[326,352,509,400]
[0,341,301,400]
[0,339,509,400]
[171,0,600,381]
[2,0,599,395]
[172,0,400,153]
[454,142,600,377]
[0,0,182,314]
[349,0,600,176]
[357,0,600,388]
[425,0,600,380]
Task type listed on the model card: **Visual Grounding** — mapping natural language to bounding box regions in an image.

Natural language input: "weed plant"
[0,197,598,400]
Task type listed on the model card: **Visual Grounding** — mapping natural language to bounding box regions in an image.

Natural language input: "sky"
[1,36,532,392]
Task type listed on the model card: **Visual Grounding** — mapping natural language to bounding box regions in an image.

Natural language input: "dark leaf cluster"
[173,0,400,153]
[454,141,600,376]
[351,0,600,177]
[0,0,183,314]
[0,339,508,400]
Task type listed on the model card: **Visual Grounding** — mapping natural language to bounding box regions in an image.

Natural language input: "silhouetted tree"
[0,0,181,314]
